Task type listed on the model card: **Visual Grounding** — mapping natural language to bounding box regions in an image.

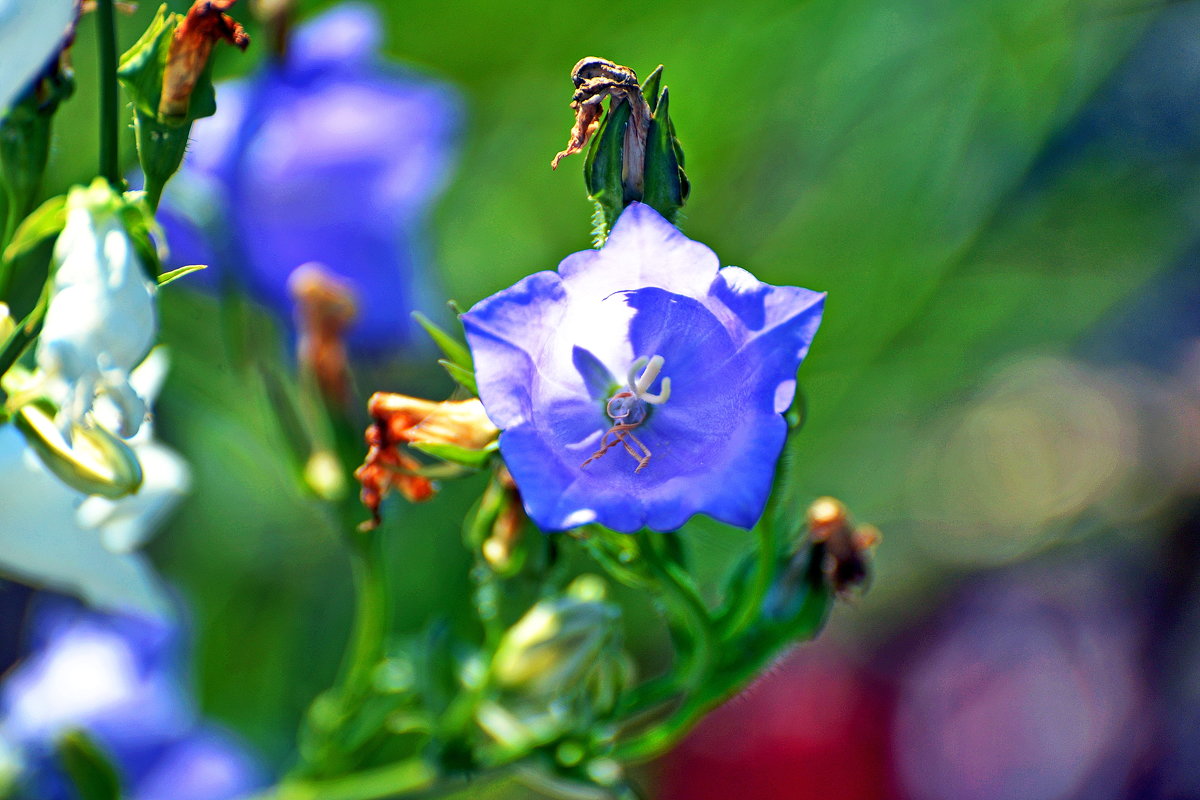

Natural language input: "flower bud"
[551,57,688,242]
[36,179,157,439]
[118,2,249,207]
[13,403,143,499]
[491,575,619,697]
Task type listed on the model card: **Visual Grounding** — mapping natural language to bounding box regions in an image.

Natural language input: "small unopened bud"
[289,263,357,407]
[14,404,143,499]
[492,575,619,697]
[160,0,250,121]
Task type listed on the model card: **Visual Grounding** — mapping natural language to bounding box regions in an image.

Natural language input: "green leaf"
[2,194,66,264]
[58,731,122,800]
[412,311,472,370]
[641,88,686,222]
[438,358,478,395]
[157,263,207,287]
[409,439,498,469]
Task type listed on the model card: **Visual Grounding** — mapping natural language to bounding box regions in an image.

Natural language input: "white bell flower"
[0,0,74,114]
[37,179,157,438]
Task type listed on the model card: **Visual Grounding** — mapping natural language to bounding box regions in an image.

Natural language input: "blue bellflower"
[462,204,825,532]
[0,601,264,800]
[156,2,460,351]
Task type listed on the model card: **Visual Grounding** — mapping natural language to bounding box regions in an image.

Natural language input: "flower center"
[582,355,670,474]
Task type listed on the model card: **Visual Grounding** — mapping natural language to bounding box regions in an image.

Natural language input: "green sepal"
[584,99,632,245]
[641,88,688,223]
[409,438,498,470]
[0,54,74,238]
[2,194,66,264]
[640,65,664,114]
[116,5,181,122]
[438,358,478,395]
[117,4,226,209]
[157,263,207,287]
[14,403,144,499]
[57,730,122,800]
[119,193,167,278]
[413,311,473,371]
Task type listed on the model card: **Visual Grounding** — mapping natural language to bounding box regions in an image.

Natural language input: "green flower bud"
[13,403,143,499]
[118,3,249,209]
[492,576,619,697]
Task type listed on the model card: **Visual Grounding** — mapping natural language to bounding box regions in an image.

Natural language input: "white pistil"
[627,355,671,405]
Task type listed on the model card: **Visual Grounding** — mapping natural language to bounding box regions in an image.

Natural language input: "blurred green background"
[20,0,1200,792]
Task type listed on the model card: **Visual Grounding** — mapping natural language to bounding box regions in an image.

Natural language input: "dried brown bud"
[551,56,650,182]
[805,496,880,597]
[354,394,499,529]
[159,0,249,120]
[289,263,357,407]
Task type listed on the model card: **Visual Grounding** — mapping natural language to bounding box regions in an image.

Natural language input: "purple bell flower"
[156,2,460,351]
[462,203,825,532]
[0,600,265,800]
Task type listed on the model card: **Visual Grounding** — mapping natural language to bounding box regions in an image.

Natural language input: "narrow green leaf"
[413,311,472,370]
[438,358,478,395]
[2,194,66,264]
[157,264,207,287]
[58,731,122,800]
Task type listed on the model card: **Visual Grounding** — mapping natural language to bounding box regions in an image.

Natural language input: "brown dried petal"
[159,0,250,120]
[551,56,650,172]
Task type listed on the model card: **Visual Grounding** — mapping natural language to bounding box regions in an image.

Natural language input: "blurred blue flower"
[0,600,265,800]
[156,2,460,351]
[462,203,824,532]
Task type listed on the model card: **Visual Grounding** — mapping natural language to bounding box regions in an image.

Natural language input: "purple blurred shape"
[0,599,265,800]
[892,564,1148,800]
[156,2,461,353]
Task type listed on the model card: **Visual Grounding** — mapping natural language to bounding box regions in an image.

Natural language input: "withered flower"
[355,393,498,529]
[806,497,880,597]
[288,263,357,407]
[160,0,250,121]
[551,56,650,185]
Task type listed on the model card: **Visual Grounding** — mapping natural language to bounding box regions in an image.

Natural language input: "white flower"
[0,0,74,114]
[0,351,188,618]
[37,180,158,438]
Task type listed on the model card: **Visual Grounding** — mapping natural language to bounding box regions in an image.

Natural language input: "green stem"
[340,528,389,701]
[720,516,776,639]
[615,586,832,762]
[637,533,715,693]
[96,0,121,186]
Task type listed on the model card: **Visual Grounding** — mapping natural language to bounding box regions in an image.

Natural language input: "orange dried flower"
[355,393,498,529]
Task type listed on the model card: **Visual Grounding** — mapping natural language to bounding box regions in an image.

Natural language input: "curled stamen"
[581,356,670,472]
[628,355,671,405]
